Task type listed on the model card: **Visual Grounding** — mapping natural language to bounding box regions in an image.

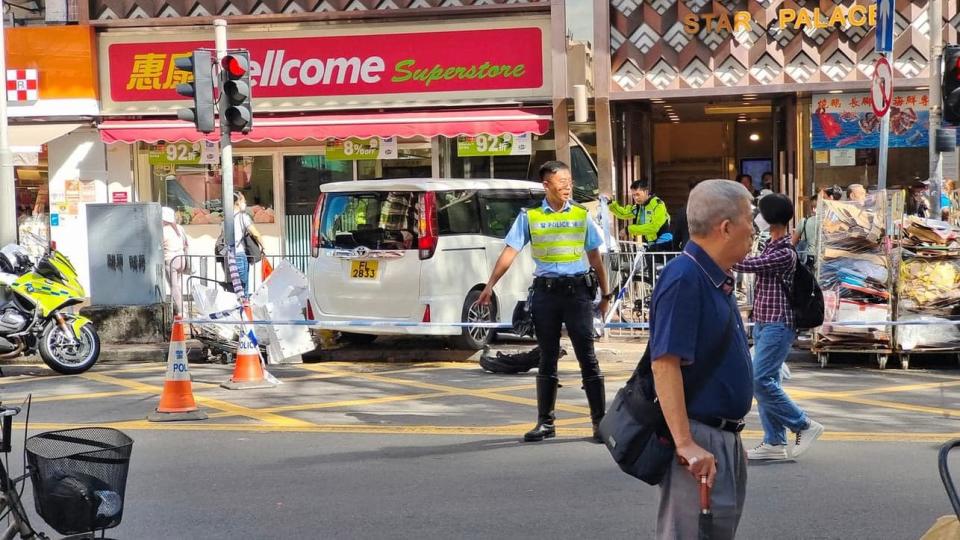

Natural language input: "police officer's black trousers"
[530,280,603,425]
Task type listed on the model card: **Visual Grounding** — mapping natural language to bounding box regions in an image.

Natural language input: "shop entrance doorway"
[615,96,791,218]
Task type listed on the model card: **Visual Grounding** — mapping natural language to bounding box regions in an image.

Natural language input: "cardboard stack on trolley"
[813,190,960,369]
[895,215,960,368]
[812,194,898,368]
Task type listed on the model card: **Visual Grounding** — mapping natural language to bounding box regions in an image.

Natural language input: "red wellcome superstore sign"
[106,26,545,105]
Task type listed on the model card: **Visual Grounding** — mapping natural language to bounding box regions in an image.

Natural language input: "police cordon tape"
[179,318,960,330]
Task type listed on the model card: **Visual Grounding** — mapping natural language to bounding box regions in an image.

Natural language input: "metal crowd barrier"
[163,244,803,342]
[606,242,755,338]
[166,254,312,320]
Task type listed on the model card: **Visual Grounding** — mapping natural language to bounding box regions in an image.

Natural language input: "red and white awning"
[98,107,552,144]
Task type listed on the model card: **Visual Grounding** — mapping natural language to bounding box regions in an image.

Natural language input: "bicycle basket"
[25,428,133,535]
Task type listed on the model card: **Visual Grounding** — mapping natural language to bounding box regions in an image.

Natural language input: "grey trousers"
[656,420,747,540]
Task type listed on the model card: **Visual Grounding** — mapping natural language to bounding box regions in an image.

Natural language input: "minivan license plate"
[350,260,378,280]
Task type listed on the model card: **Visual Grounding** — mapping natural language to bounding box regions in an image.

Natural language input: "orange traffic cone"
[221,335,277,390]
[148,316,207,422]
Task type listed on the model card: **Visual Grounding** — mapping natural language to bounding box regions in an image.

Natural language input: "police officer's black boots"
[582,376,606,443]
[523,375,558,442]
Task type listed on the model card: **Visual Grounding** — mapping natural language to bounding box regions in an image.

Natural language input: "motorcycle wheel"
[39,322,101,375]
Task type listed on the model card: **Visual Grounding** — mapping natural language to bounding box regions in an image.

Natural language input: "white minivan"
[307,179,546,349]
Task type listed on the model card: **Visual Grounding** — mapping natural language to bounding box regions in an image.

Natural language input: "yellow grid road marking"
[302,365,592,415]
[7,389,146,403]
[813,394,960,418]
[206,391,451,418]
[4,359,955,440]
[81,372,315,428]
[835,379,960,398]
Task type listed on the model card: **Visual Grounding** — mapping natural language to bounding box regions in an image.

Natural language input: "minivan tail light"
[422,304,431,323]
[310,193,326,258]
[418,191,439,260]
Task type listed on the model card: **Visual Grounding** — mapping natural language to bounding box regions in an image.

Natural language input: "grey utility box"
[86,203,164,306]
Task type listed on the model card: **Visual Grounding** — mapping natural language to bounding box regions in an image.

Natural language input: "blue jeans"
[753,322,807,446]
[235,254,250,297]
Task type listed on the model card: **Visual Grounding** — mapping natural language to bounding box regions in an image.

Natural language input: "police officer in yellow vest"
[478,161,612,443]
[608,180,673,250]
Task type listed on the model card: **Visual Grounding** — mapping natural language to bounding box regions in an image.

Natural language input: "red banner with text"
[107,27,544,105]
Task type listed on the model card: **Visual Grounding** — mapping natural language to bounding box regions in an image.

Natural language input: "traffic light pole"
[878,51,892,192]
[928,0,943,217]
[215,19,235,261]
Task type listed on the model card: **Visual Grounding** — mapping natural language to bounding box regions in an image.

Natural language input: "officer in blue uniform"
[478,161,612,443]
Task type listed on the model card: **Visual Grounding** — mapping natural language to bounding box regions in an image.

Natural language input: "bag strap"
[682,299,738,404]
[633,296,739,405]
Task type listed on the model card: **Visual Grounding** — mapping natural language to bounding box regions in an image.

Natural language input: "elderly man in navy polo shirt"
[650,179,755,540]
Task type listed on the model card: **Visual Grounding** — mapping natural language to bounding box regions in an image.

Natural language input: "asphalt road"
[0,357,958,539]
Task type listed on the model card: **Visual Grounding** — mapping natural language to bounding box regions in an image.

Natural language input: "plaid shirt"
[734,236,796,325]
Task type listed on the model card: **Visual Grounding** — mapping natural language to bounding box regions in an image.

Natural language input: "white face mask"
[754,212,770,233]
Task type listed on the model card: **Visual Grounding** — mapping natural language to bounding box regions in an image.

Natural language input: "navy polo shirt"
[649,241,753,420]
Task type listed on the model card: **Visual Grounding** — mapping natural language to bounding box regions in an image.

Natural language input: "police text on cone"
[149,316,207,421]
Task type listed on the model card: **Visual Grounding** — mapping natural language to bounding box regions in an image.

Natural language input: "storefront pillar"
[595,97,615,196]
[47,129,111,292]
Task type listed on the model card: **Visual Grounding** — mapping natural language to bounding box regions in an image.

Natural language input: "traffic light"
[220,52,253,134]
[943,45,960,125]
[174,50,215,133]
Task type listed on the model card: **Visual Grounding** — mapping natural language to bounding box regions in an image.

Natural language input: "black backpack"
[785,252,824,330]
[669,205,689,250]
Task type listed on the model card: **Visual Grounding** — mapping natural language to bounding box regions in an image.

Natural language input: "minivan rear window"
[479,191,542,239]
[321,192,419,250]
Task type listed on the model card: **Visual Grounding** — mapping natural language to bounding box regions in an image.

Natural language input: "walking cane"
[677,456,713,539]
[699,475,713,540]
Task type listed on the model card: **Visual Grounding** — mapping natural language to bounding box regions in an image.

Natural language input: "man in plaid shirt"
[734,193,824,461]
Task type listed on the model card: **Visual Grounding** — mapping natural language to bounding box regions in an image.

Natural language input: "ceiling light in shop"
[828,90,843,94]
[749,133,760,141]
[15,169,43,181]
[704,104,771,115]
[737,118,747,123]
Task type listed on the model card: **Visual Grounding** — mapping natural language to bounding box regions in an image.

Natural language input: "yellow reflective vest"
[527,204,589,264]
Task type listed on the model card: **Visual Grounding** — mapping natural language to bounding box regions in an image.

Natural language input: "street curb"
[300,340,649,364]
[98,340,206,364]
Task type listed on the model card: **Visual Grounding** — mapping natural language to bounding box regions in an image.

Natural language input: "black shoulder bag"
[597,300,738,486]
[214,215,263,263]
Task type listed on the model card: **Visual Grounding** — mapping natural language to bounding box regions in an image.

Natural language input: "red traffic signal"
[219,51,253,134]
[222,55,248,78]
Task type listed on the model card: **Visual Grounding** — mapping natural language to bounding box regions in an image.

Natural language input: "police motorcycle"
[0,244,101,374]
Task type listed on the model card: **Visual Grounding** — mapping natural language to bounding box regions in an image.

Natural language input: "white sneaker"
[747,442,788,460]
[792,420,824,458]
[780,362,792,380]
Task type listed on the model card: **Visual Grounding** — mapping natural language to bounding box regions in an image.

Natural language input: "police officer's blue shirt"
[504,198,604,277]
[649,240,753,420]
